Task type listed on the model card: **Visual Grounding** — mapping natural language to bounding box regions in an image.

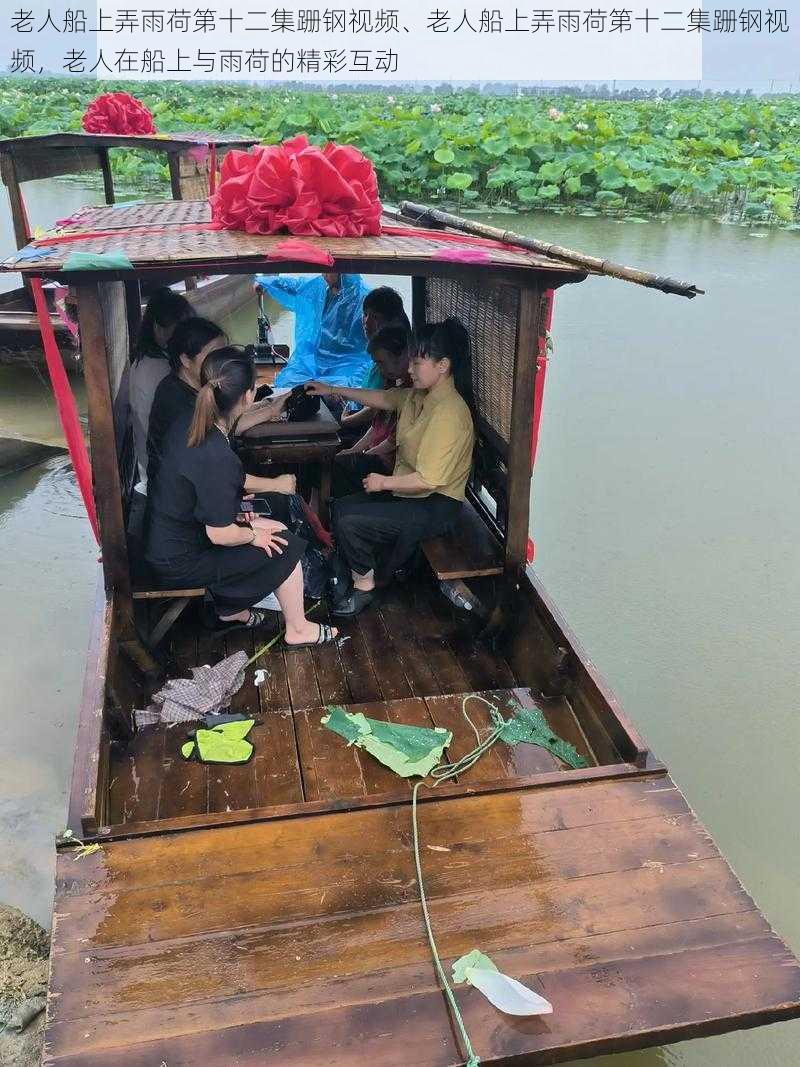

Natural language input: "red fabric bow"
[81,92,156,136]
[210,135,382,238]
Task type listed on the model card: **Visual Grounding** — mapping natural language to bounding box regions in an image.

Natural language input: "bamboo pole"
[400,201,704,299]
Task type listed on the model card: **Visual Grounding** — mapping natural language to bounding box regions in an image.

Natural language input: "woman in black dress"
[146,346,337,646]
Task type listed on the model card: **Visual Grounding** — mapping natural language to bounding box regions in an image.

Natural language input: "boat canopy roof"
[0,199,590,285]
[0,130,257,155]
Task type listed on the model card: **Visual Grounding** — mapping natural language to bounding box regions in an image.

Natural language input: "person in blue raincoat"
[254,272,372,389]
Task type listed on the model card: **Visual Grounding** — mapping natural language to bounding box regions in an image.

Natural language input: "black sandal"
[330,588,375,617]
[284,622,339,650]
[214,608,269,634]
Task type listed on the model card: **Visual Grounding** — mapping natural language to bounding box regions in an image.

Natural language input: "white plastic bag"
[452,949,553,1017]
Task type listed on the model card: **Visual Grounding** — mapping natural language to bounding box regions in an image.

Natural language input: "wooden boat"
[0,132,258,366]
[4,202,799,1066]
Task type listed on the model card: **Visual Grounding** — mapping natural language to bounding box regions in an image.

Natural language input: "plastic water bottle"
[439,579,479,613]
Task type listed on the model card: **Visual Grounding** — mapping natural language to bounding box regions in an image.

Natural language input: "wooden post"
[99,147,115,204]
[0,150,34,301]
[504,284,542,579]
[0,151,30,248]
[75,282,134,626]
[411,276,427,333]
[124,279,142,348]
[167,153,199,289]
[167,152,183,200]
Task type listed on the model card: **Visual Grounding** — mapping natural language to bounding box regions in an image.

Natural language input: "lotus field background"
[1,78,798,226]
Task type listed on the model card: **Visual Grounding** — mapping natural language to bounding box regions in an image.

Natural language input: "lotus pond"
[1,78,798,225]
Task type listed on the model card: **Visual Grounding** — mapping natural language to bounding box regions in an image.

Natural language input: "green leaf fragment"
[322,706,452,778]
[452,949,499,984]
[498,704,587,769]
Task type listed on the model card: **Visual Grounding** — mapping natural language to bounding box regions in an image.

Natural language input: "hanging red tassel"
[30,279,99,543]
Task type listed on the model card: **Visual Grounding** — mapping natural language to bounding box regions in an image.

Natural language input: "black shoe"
[330,588,375,617]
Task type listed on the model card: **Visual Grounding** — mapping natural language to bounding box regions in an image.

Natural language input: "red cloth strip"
[299,497,332,548]
[32,220,519,257]
[526,287,555,565]
[30,279,99,543]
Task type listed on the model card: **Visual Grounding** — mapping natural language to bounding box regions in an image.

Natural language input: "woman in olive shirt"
[307,318,474,616]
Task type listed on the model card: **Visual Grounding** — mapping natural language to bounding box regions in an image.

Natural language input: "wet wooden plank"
[285,647,323,710]
[293,704,367,803]
[333,614,383,704]
[309,599,349,706]
[154,625,234,822]
[244,612,299,807]
[53,807,716,953]
[418,581,518,693]
[158,728,208,821]
[107,727,165,824]
[410,582,473,694]
[251,622,304,808]
[61,777,688,895]
[356,603,414,701]
[45,931,800,1066]
[378,586,442,697]
[48,849,760,1021]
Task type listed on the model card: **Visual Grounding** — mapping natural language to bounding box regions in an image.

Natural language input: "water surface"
[0,182,798,1065]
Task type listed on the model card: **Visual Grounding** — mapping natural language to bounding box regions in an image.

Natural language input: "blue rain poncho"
[255,273,374,389]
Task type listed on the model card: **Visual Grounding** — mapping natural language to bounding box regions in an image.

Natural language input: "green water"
[0,182,798,1065]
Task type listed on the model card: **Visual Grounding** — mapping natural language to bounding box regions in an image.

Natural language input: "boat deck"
[111,578,597,826]
[48,774,800,1066]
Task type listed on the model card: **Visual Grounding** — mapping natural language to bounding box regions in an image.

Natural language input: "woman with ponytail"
[129,287,192,488]
[307,317,475,616]
[146,346,337,644]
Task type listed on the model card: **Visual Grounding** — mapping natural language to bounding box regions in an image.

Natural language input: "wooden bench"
[132,587,205,648]
[422,501,503,580]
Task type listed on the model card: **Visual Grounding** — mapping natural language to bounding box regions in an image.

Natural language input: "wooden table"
[235,399,340,524]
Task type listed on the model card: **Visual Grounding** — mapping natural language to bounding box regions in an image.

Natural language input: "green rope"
[411,691,581,1065]
[246,602,321,667]
[412,780,480,1067]
[410,693,501,1067]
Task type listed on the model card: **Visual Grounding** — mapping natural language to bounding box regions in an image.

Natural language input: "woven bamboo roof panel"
[0,201,586,279]
[427,274,519,443]
[63,200,212,231]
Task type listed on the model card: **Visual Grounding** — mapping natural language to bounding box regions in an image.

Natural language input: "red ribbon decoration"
[30,279,99,543]
[210,135,382,238]
[81,92,156,136]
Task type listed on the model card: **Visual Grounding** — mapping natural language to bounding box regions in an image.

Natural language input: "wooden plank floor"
[110,580,595,825]
[46,775,800,1065]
